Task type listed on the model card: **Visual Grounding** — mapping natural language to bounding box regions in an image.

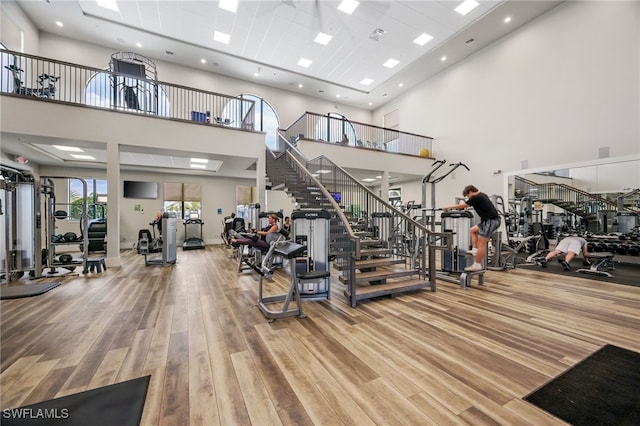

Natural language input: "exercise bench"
[576,252,615,277]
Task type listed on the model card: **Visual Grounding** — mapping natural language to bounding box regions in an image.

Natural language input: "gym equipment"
[440,210,474,273]
[183,213,205,250]
[257,240,310,321]
[291,209,331,299]
[137,212,177,266]
[1,166,43,283]
[576,252,616,277]
[3,64,59,98]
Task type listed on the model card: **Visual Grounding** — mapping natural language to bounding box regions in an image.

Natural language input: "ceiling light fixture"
[298,83,303,88]
[96,0,119,12]
[53,145,83,152]
[70,154,96,160]
[297,58,312,68]
[191,158,209,163]
[254,67,261,77]
[337,0,359,15]
[360,78,374,86]
[413,33,433,46]
[314,32,332,45]
[55,21,63,27]
[190,163,207,169]
[136,42,142,48]
[219,0,238,13]
[454,0,479,16]
[383,58,399,68]
[441,56,447,61]
[201,58,206,64]
[398,83,404,87]
[369,28,387,41]
[504,16,512,23]
[213,31,231,44]
[362,178,376,182]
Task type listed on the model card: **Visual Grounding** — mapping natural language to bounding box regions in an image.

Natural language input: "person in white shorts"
[540,236,589,271]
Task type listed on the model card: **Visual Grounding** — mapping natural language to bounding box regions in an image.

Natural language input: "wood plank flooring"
[1,246,639,425]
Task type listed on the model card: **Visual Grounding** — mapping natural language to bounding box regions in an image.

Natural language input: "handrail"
[0,49,256,130]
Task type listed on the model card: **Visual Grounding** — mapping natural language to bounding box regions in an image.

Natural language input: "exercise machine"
[291,209,331,300]
[183,213,205,250]
[137,212,177,266]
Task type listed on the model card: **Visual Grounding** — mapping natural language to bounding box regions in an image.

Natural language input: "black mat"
[1,375,150,425]
[524,345,640,426]
[0,282,61,300]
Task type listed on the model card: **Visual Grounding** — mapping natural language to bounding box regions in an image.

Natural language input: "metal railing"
[267,134,446,307]
[282,112,433,158]
[0,49,255,130]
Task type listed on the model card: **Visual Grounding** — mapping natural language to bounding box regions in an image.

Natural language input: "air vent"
[165,50,174,55]
[465,38,476,44]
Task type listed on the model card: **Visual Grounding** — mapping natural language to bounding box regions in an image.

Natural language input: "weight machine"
[137,212,177,266]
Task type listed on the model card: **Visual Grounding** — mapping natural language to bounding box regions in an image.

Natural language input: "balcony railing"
[0,49,255,130]
[282,112,433,158]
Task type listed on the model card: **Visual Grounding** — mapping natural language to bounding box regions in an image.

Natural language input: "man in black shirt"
[442,185,501,272]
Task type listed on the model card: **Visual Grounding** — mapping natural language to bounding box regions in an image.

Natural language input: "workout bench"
[576,252,615,277]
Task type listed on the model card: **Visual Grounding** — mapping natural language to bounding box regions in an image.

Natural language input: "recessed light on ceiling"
[413,33,433,46]
[200,58,206,64]
[335,94,341,98]
[362,178,376,182]
[219,0,238,13]
[214,31,231,44]
[337,0,359,15]
[297,58,312,68]
[360,78,374,86]
[314,32,332,45]
[190,164,207,169]
[454,0,479,16]
[53,145,83,152]
[441,56,447,61]
[383,58,399,68]
[55,21,63,27]
[368,101,373,106]
[504,16,512,23]
[398,83,403,87]
[136,42,142,48]
[96,0,119,12]
[298,83,303,88]
[70,154,96,160]
[191,158,208,163]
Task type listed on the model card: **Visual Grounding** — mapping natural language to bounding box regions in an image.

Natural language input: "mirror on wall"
[505,157,639,238]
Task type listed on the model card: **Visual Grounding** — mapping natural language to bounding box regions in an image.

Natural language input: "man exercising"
[442,185,501,272]
[540,236,588,271]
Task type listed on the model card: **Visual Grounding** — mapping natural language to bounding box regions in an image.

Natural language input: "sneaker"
[469,248,478,256]
[464,263,483,272]
[561,260,571,271]
[539,259,548,268]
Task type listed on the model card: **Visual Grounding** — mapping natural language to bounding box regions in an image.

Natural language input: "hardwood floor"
[1,246,639,425]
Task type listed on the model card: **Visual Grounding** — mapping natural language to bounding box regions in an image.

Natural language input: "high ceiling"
[14,0,562,109]
[3,0,562,183]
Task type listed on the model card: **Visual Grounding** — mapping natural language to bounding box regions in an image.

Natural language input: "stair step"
[333,257,406,271]
[343,278,429,301]
[338,268,417,285]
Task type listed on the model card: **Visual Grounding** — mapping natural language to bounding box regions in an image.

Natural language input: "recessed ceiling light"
[53,145,83,152]
[191,158,209,163]
[454,0,479,16]
[360,78,374,86]
[383,58,399,68]
[70,154,96,160]
[55,21,64,27]
[337,0,359,15]
[201,58,206,64]
[368,101,373,106]
[190,163,207,169]
[413,33,433,46]
[504,16,512,23]
[297,58,312,68]
[96,0,119,12]
[398,83,404,87]
[298,83,303,88]
[441,56,447,61]
[362,178,376,182]
[214,31,231,44]
[335,94,341,98]
[314,32,332,45]
[219,0,238,13]
[136,42,142,48]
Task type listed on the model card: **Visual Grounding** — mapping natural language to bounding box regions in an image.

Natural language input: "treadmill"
[183,213,205,250]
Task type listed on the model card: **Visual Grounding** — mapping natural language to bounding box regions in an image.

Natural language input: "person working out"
[282,216,291,233]
[540,236,588,271]
[230,213,280,250]
[442,185,501,272]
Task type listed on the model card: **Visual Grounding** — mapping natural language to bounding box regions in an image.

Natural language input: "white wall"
[372,1,640,209]
[0,1,39,53]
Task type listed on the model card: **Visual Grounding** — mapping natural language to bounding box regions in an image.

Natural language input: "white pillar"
[381,170,390,202]
[106,142,121,267]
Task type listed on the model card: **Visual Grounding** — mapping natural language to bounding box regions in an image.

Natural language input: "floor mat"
[524,345,640,426]
[0,282,61,300]
[1,375,151,425]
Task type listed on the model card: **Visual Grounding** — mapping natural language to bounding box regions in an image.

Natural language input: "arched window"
[224,94,279,151]
[84,71,170,115]
[312,112,357,145]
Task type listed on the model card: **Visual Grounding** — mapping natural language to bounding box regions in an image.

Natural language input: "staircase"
[266,135,440,307]
[515,176,618,232]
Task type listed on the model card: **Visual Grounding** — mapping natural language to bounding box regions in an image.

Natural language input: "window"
[227,94,279,150]
[68,178,108,221]
[163,182,201,219]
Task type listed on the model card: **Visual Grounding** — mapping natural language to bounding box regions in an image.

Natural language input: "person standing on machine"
[442,185,501,272]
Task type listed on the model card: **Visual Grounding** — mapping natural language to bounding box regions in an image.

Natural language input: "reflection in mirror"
[506,157,639,239]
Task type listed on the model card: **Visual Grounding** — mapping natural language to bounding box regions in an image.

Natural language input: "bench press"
[576,252,616,277]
